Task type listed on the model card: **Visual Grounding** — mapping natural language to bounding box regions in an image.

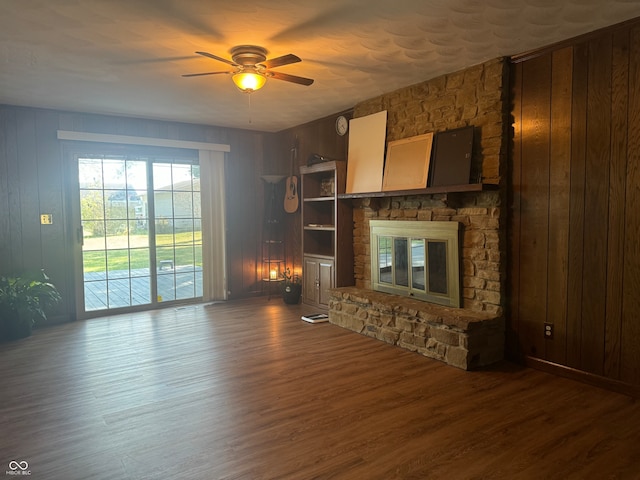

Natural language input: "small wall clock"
[336,115,348,136]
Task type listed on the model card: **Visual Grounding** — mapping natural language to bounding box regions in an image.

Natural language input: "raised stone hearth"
[328,287,504,370]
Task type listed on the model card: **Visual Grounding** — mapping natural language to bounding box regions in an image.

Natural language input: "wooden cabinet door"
[303,256,334,308]
[318,259,334,307]
[303,257,319,305]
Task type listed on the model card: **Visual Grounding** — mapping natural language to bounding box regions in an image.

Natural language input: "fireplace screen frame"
[369,220,461,307]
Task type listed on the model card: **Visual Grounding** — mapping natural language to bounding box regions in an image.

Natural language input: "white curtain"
[199,149,227,302]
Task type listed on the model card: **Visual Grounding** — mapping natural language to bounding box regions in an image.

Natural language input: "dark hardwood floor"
[1,297,639,479]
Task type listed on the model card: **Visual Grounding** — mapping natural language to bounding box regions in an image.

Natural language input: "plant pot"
[1,318,32,341]
[282,283,302,304]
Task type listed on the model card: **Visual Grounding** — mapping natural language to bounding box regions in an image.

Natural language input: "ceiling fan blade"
[182,71,232,77]
[261,54,301,69]
[268,71,314,86]
[195,51,237,67]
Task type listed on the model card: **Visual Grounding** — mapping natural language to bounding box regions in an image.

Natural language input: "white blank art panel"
[345,110,387,194]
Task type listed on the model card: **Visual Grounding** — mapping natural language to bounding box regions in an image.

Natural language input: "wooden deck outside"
[83,266,202,310]
[1,297,639,479]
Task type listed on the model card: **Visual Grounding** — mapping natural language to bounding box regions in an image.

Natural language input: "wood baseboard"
[525,356,640,399]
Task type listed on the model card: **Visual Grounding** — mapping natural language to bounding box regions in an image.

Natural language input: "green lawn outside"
[83,231,202,272]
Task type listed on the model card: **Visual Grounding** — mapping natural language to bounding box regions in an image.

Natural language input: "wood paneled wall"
[510,20,640,386]
[0,105,269,322]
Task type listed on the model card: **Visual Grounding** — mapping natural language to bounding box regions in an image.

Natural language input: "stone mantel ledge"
[328,287,504,370]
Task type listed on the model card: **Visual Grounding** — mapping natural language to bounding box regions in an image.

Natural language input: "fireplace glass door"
[427,241,448,294]
[370,220,460,307]
[411,239,426,291]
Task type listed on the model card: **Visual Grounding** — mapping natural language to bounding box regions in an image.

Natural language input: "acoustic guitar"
[284,139,299,213]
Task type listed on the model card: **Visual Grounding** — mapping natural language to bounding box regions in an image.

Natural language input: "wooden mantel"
[337,183,497,199]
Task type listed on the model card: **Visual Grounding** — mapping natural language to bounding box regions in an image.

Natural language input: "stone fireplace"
[329,194,505,370]
[354,191,502,314]
[350,56,508,316]
[328,57,509,370]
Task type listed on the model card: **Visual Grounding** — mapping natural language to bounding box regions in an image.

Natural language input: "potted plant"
[282,268,302,304]
[0,269,62,341]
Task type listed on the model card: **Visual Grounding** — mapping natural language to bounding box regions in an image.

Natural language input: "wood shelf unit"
[300,161,353,309]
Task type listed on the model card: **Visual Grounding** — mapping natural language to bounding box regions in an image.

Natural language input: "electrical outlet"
[544,322,554,339]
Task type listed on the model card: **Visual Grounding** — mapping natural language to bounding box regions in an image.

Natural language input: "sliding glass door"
[76,153,202,315]
[151,162,202,303]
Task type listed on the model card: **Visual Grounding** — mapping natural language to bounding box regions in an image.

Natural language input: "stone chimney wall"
[351,58,509,316]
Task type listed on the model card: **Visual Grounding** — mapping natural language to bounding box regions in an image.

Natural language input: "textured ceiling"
[1,1,638,132]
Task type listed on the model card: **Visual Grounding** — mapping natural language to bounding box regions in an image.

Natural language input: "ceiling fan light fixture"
[232,71,267,93]
[186,47,313,91]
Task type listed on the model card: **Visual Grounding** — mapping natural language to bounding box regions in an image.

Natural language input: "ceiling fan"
[182,45,314,93]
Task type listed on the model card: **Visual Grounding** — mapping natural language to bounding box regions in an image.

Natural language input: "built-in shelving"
[300,161,353,309]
